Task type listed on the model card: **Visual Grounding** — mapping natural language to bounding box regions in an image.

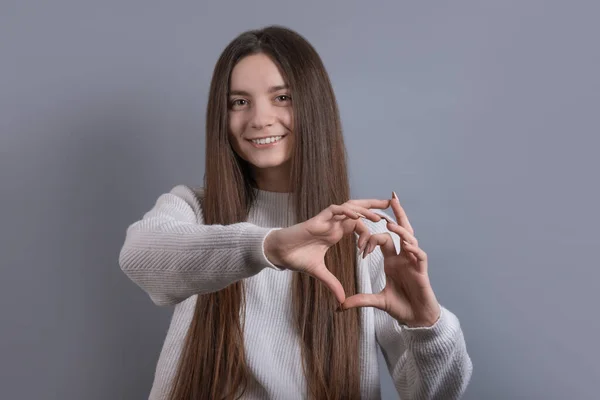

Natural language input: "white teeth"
[251,136,283,145]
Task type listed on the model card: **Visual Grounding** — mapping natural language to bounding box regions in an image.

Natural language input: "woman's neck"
[252,163,292,193]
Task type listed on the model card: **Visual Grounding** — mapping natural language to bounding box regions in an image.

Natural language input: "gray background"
[1,1,598,399]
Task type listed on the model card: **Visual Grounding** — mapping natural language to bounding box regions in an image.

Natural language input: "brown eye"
[275,95,291,102]
[231,99,248,107]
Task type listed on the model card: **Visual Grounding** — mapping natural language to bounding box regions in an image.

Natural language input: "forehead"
[230,53,286,91]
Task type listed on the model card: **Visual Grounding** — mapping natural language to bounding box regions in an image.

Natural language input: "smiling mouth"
[247,135,286,145]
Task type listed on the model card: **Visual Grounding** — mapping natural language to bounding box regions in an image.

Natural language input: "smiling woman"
[118,25,472,400]
[227,54,295,192]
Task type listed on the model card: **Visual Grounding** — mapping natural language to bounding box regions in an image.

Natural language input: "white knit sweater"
[119,185,473,399]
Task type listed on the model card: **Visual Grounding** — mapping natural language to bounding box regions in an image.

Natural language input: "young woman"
[119,25,472,400]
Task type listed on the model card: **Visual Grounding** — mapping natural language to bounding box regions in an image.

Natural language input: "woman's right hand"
[263,199,391,305]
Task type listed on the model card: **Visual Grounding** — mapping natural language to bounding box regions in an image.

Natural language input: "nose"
[250,100,275,130]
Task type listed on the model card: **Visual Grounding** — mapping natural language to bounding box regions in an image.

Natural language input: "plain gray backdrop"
[1,1,598,399]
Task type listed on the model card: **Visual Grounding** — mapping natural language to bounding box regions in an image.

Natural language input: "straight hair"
[168,25,361,400]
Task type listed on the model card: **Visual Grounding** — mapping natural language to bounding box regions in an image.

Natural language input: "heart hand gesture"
[341,192,441,328]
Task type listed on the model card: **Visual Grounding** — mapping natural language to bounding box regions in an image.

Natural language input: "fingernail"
[356,212,366,218]
[379,213,395,225]
[392,191,399,201]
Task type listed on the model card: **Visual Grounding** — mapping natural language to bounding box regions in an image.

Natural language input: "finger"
[391,191,415,235]
[354,219,371,252]
[341,293,386,312]
[375,212,397,225]
[330,213,371,252]
[385,221,418,246]
[346,199,392,211]
[329,207,373,234]
[401,240,428,263]
[345,204,384,223]
[363,232,397,258]
[386,222,419,263]
[329,204,363,220]
[310,265,346,304]
[333,214,348,221]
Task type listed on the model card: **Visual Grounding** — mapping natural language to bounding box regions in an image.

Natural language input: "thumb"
[341,293,386,311]
[310,264,346,305]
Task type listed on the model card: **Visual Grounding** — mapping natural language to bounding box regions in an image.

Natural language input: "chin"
[249,157,290,169]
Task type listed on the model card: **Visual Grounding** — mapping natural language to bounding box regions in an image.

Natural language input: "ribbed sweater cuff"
[248,227,285,272]
[394,306,461,351]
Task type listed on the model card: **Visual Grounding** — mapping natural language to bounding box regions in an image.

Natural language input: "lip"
[246,135,287,148]
[246,134,287,141]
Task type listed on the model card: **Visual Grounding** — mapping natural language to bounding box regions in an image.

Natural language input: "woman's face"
[228,53,294,181]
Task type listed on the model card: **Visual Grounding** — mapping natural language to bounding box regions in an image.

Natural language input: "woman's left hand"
[341,192,441,328]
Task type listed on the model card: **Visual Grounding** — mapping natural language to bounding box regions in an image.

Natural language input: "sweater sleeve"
[118,184,283,306]
[368,211,473,399]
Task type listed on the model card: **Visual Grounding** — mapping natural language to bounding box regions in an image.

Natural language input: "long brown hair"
[169,26,361,400]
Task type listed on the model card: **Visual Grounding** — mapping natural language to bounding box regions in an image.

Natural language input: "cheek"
[280,108,293,132]
[228,113,244,137]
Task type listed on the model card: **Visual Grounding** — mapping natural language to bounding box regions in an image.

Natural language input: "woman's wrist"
[264,229,283,267]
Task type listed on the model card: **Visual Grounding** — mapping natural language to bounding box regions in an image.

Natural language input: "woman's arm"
[367,217,473,399]
[118,185,281,306]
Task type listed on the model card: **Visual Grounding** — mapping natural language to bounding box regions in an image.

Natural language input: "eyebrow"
[228,84,289,97]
